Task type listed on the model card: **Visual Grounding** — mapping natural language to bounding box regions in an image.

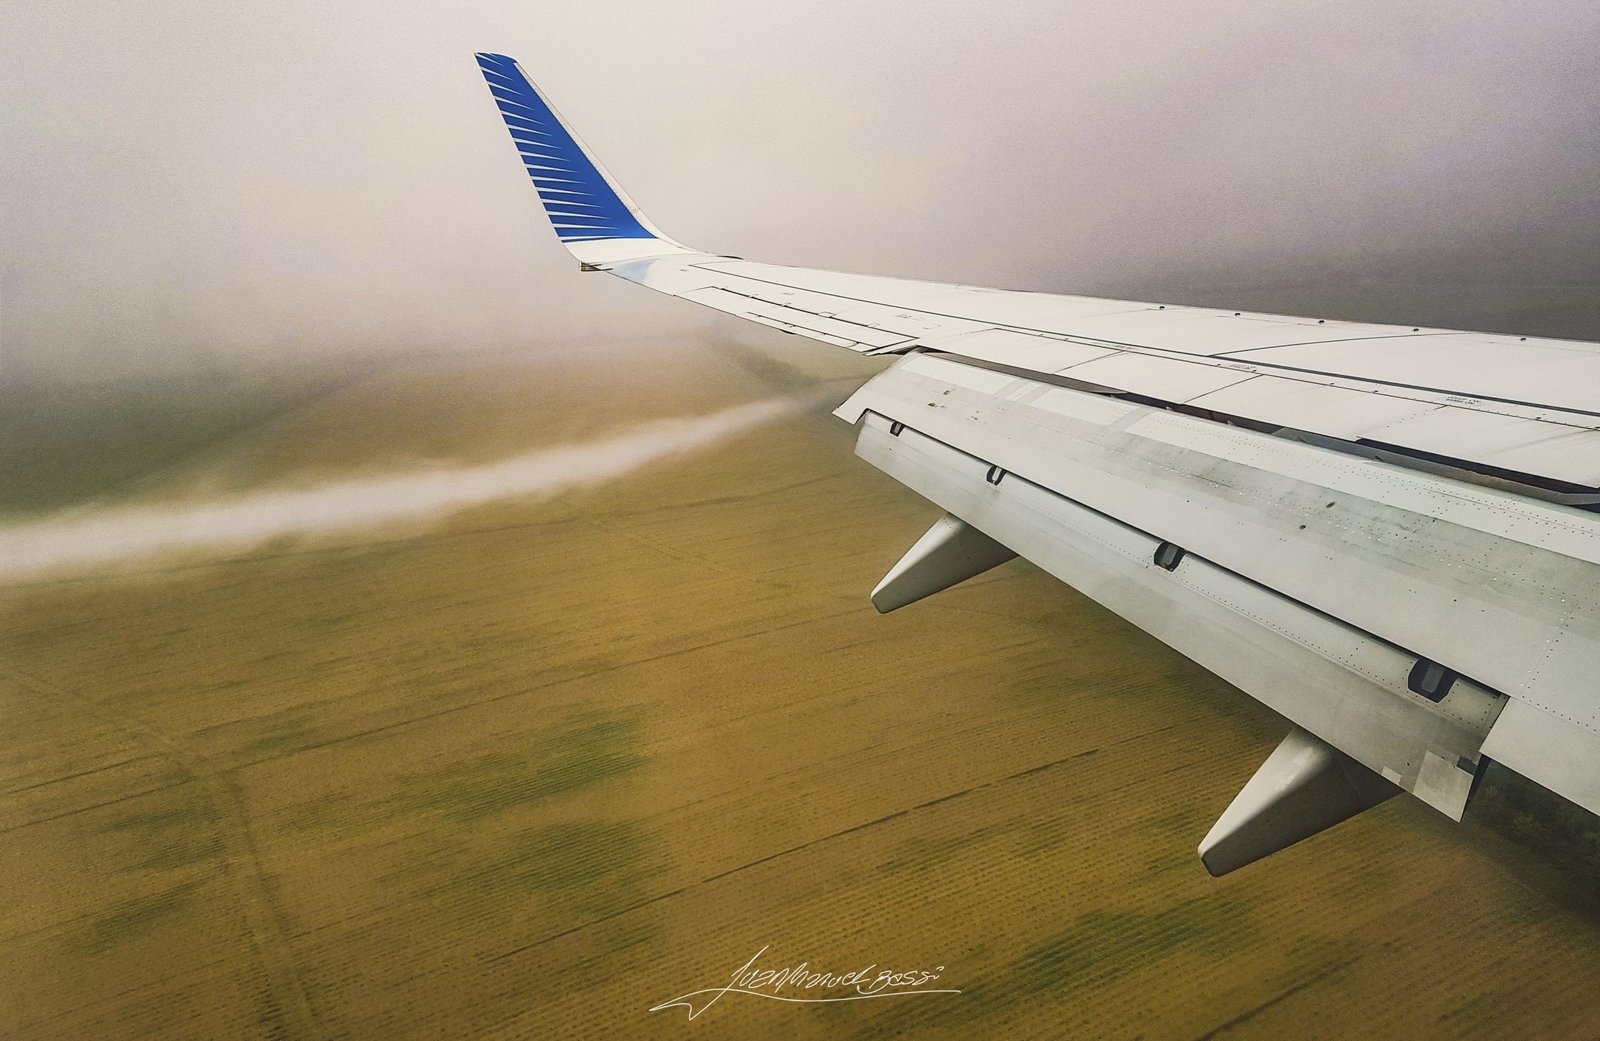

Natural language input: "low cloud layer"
[5,2,1598,381]
[0,398,797,582]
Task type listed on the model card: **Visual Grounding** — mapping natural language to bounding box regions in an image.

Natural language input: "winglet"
[473,53,694,265]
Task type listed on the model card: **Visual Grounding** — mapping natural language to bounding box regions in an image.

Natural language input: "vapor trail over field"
[0,398,799,582]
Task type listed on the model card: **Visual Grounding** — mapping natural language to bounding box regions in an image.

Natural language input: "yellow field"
[3,344,1599,1040]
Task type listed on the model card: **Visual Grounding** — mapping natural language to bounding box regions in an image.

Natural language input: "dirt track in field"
[3,344,1598,1040]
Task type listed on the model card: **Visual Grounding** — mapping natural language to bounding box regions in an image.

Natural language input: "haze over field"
[6,6,1600,1038]
[2,352,1598,1041]
[4,2,1599,380]
[0,397,797,582]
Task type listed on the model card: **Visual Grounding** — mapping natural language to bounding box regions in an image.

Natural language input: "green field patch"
[1439,990,1508,1031]
[80,881,203,954]
[879,827,1000,876]
[238,712,317,756]
[1469,762,1600,904]
[277,791,391,836]
[1014,900,1255,993]
[1127,811,1213,879]
[99,796,228,873]
[253,987,289,1038]
[1141,845,1203,881]
[1016,817,1079,859]
[275,708,645,843]
[414,818,663,930]
[130,833,226,872]
[485,819,645,893]
[397,710,644,823]
[1146,808,1203,836]
[99,801,219,834]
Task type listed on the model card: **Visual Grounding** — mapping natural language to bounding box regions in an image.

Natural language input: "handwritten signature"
[649,945,960,1020]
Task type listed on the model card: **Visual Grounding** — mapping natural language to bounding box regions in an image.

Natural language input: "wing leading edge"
[473,54,1600,874]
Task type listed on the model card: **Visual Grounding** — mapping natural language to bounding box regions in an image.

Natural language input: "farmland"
[3,343,1599,1040]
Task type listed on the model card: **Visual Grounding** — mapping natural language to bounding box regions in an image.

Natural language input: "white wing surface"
[475,53,1600,874]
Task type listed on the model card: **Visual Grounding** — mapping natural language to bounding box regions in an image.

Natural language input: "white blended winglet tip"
[472,52,699,267]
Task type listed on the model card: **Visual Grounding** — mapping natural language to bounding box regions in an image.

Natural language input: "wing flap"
[839,354,1600,743]
[1481,699,1600,817]
[475,52,1600,860]
[853,409,1503,818]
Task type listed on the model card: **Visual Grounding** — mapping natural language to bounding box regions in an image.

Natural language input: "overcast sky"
[3,1,1597,380]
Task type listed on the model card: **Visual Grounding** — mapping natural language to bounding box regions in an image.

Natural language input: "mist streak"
[0,398,799,582]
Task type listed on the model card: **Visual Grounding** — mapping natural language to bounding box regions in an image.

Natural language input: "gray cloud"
[4,1,1597,381]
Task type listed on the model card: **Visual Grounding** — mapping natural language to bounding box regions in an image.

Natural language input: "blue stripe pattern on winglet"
[475,52,656,242]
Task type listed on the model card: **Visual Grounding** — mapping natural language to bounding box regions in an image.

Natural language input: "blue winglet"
[474,53,659,243]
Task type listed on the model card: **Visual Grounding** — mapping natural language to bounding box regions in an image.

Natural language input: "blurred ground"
[3,340,1600,1041]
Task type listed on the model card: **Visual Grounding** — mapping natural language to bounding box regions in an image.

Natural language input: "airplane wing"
[474,52,1600,875]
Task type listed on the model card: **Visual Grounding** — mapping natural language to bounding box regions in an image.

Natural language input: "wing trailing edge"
[473,54,1600,876]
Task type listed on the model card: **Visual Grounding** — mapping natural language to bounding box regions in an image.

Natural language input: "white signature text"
[649,945,960,1020]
